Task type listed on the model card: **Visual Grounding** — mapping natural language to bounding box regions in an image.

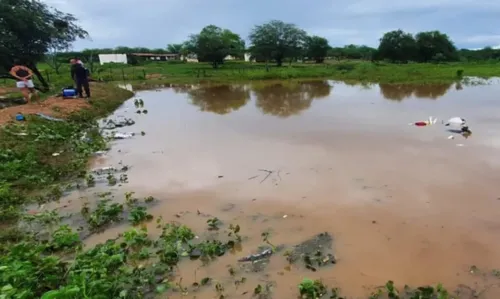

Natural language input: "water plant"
[207,217,221,230]
[128,206,153,225]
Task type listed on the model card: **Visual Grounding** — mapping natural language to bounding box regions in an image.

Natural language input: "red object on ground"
[414,121,428,126]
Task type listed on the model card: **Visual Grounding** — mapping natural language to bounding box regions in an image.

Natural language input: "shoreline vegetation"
[30,60,500,90]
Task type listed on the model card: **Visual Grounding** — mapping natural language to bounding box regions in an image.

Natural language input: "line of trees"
[73,23,499,68]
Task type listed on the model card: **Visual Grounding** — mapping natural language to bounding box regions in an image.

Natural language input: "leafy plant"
[85,199,123,231]
[49,225,81,251]
[207,217,221,230]
[298,278,327,299]
[128,206,153,225]
[125,191,138,207]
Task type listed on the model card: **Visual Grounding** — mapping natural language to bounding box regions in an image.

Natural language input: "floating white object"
[456,144,465,147]
[447,135,455,140]
[445,117,466,127]
[113,132,134,139]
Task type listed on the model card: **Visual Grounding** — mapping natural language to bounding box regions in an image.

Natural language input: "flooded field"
[53,80,500,298]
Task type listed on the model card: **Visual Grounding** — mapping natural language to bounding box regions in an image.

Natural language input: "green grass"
[22,60,500,89]
[0,84,133,221]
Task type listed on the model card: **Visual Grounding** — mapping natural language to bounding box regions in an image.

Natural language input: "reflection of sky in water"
[123,80,500,149]
[105,80,500,193]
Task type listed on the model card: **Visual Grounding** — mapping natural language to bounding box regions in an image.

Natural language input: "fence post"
[121,68,125,81]
[142,69,146,79]
[109,68,113,81]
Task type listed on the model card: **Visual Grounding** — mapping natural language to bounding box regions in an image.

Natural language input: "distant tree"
[248,20,307,66]
[377,30,418,63]
[415,31,458,62]
[185,25,245,68]
[305,36,330,63]
[0,0,88,90]
[167,44,184,54]
[45,48,63,74]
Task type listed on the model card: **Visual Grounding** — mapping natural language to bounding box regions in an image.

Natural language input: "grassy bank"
[21,60,500,89]
[0,83,133,221]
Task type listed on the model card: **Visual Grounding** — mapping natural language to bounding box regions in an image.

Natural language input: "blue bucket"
[62,88,77,98]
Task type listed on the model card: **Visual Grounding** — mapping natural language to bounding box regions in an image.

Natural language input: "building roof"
[130,53,179,57]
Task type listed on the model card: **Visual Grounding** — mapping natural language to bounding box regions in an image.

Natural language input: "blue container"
[62,88,77,98]
[15,113,25,121]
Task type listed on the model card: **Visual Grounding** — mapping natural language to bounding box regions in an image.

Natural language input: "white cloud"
[40,0,500,50]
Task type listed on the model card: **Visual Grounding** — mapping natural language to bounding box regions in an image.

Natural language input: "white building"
[98,54,128,65]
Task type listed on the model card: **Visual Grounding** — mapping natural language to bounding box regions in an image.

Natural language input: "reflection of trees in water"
[379,83,452,101]
[187,85,250,114]
[253,81,332,117]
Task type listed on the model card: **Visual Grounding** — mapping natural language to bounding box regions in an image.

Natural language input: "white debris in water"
[113,132,134,139]
[447,135,455,140]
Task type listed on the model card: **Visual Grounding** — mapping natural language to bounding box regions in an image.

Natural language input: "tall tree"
[377,30,418,63]
[186,25,245,68]
[0,0,87,90]
[415,31,458,62]
[167,44,184,54]
[248,20,307,66]
[305,36,330,63]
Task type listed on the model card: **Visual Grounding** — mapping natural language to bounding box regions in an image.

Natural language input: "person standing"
[70,59,91,98]
[9,64,40,103]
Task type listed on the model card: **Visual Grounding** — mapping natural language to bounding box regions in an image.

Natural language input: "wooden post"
[121,68,125,80]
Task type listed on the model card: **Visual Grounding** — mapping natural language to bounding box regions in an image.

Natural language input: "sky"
[42,0,500,51]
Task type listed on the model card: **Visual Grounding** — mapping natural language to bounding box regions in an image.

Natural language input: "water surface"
[69,80,500,297]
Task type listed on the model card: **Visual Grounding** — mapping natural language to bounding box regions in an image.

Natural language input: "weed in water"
[228,223,242,242]
[49,224,81,251]
[207,217,221,230]
[215,282,225,298]
[141,131,146,136]
[298,278,328,299]
[128,206,153,225]
[261,231,277,252]
[106,174,117,186]
[144,196,155,203]
[86,174,95,187]
[125,191,138,207]
[196,240,227,259]
[85,199,124,231]
[254,284,263,295]
[119,173,128,183]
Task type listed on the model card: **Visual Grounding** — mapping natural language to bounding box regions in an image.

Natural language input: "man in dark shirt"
[70,59,91,98]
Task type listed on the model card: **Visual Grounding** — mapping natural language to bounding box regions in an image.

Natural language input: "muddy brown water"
[48,80,500,298]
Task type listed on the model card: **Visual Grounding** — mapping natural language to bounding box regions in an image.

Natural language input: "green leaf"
[156,284,169,293]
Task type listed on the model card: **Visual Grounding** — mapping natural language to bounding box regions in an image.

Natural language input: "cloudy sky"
[42,0,500,50]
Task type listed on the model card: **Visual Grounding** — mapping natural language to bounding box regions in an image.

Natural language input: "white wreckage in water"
[444,117,471,133]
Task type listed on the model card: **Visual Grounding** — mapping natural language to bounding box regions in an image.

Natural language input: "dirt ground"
[0,96,90,125]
